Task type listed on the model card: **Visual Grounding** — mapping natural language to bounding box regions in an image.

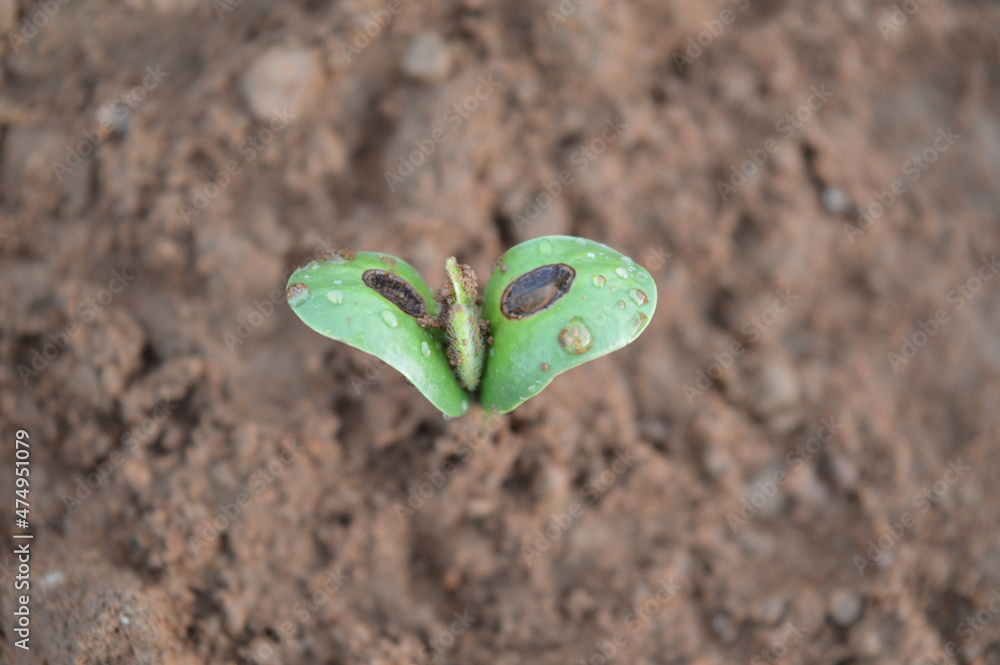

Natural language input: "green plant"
[285,236,657,416]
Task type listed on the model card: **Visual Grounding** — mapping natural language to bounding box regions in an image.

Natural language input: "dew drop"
[587,252,596,258]
[615,267,629,279]
[632,312,649,333]
[489,347,496,357]
[558,317,593,355]
[622,255,634,266]
[333,279,343,285]
[286,283,310,306]
[461,399,469,411]
[629,289,649,305]
[305,261,320,269]
[380,310,399,328]
[592,274,606,288]
[617,300,626,309]
[575,237,587,245]
[326,289,343,304]
[538,239,553,255]
[420,341,432,358]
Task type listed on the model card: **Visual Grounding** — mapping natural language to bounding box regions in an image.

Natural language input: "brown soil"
[2,1,1000,664]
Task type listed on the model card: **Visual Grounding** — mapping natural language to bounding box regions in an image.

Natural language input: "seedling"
[286,236,657,416]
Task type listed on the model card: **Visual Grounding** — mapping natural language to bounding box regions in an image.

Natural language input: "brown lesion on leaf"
[500,263,576,319]
[362,269,427,317]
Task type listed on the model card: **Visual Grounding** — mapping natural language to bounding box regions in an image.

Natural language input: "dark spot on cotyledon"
[501,263,576,319]
[362,269,427,317]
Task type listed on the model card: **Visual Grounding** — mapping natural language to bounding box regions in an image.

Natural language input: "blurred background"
[2,1,1000,663]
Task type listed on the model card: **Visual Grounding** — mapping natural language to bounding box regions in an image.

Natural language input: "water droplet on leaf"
[326,289,343,304]
[632,312,649,333]
[381,310,399,328]
[615,267,628,279]
[629,289,649,305]
[538,239,553,255]
[592,275,606,288]
[558,317,593,355]
[617,300,626,308]
[420,341,432,358]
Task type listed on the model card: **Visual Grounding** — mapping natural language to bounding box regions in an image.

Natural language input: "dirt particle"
[285,282,310,306]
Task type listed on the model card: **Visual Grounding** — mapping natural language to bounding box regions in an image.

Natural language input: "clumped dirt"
[2,1,1000,664]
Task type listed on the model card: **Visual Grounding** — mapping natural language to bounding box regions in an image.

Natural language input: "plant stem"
[444,257,486,392]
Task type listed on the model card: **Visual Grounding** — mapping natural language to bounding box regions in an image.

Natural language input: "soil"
[2,1,1000,664]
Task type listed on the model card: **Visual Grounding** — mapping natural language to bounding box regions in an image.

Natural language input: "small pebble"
[755,360,800,415]
[821,186,851,214]
[402,32,452,83]
[829,588,863,626]
[242,47,318,121]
